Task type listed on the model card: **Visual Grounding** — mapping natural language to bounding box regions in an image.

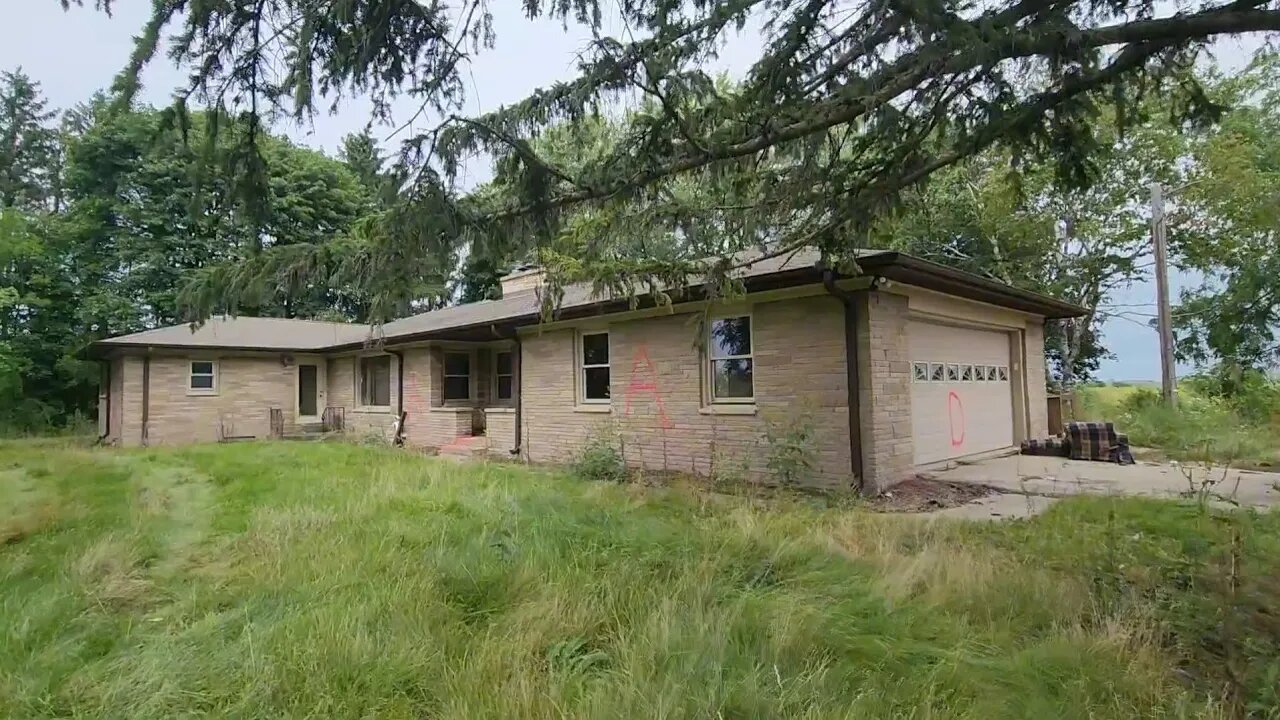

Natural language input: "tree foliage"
[1170,54,1280,370]
[0,67,391,431]
[86,0,1280,320]
[877,106,1182,384]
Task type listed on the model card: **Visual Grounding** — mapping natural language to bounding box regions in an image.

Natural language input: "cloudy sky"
[2,2,1264,380]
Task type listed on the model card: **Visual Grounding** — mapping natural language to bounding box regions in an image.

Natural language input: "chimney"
[499,264,544,296]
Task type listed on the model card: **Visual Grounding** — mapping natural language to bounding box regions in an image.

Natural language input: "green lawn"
[2,441,1278,719]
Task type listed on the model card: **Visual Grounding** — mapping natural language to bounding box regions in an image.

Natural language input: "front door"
[297,363,321,423]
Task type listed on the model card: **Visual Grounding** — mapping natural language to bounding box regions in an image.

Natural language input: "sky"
[0,2,1265,380]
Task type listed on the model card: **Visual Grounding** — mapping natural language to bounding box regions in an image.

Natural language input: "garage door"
[908,321,1015,465]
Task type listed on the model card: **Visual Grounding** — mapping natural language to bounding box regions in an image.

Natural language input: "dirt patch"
[866,477,994,513]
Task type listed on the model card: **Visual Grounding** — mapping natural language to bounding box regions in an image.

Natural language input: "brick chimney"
[499,264,544,296]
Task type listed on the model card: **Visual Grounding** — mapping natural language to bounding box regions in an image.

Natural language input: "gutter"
[821,269,865,492]
[388,348,406,446]
[857,252,1086,318]
[511,332,523,458]
[141,352,151,447]
[96,359,111,445]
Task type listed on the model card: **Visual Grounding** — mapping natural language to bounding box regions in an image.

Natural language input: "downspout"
[510,332,523,458]
[388,348,406,446]
[96,359,111,445]
[821,269,865,491]
[141,351,151,447]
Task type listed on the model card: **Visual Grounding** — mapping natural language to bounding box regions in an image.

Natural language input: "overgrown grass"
[1077,383,1280,468]
[1,441,1277,718]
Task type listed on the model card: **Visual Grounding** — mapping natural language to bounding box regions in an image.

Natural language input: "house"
[88,249,1084,493]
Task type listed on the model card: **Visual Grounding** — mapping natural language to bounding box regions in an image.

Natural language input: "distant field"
[1075,383,1280,468]
[2,441,1278,718]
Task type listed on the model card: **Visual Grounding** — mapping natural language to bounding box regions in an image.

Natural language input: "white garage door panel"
[909,321,1014,465]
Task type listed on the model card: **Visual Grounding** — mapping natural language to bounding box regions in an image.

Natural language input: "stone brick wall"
[856,291,914,494]
[1024,320,1050,437]
[485,409,517,456]
[128,355,297,445]
[326,354,399,440]
[519,294,855,489]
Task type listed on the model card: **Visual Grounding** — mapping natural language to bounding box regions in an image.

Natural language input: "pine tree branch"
[482,6,1280,222]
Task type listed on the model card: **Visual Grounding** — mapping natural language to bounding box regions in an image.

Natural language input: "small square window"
[945,364,960,382]
[189,360,217,393]
[996,366,1009,382]
[913,362,929,382]
[929,363,945,382]
[987,365,1000,382]
[975,365,989,382]
[960,364,974,382]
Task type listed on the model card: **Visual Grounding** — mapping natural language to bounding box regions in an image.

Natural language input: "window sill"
[186,390,218,397]
[699,404,757,416]
[574,404,612,414]
[353,406,392,414]
[485,407,515,414]
[431,406,474,413]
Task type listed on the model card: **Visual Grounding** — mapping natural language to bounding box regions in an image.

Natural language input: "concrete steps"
[281,423,330,441]
[439,435,489,460]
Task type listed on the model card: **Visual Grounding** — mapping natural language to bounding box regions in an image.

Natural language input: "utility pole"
[1150,182,1178,407]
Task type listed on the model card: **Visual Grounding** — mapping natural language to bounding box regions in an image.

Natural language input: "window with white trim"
[443,352,471,401]
[580,331,611,402]
[359,355,391,407]
[709,315,754,402]
[494,351,514,401]
[189,360,217,393]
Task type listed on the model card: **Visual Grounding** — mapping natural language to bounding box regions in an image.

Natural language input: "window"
[359,355,391,407]
[709,315,754,401]
[580,331,611,402]
[189,360,217,393]
[494,351,514,401]
[945,363,960,382]
[443,352,471,401]
[912,362,929,382]
[996,365,1009,382]
[960,364,974,382]
[929,363,945,382]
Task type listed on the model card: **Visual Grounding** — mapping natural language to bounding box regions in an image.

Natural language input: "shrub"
[761,406,817,487]
[571,424,628,483]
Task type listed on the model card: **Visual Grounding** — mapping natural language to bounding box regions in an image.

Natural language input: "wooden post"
[1150,182,1178,407]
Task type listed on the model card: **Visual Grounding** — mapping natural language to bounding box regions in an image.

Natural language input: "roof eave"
[85,341,329,357]
[858,252,1087,319]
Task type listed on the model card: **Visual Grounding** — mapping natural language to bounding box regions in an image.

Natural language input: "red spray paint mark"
[948,391,966,448]
[623,345,673,430]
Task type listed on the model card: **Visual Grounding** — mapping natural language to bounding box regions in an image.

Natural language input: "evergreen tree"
[0,69,59,211]
[73,0,1280,319]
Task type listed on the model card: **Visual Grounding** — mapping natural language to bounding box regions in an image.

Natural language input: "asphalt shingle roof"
[95,316,374,351]
[90,247,1085,354]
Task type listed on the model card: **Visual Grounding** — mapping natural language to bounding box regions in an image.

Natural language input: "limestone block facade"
[97,264,1067,494]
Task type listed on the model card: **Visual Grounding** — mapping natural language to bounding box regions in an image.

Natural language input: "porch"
[398,341,519,459]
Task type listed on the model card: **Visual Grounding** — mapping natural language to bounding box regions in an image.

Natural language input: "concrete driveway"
[919,454,1280,520]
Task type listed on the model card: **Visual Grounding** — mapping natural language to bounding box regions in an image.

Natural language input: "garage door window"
[914,361,1009,384]
[912,362,929,382]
